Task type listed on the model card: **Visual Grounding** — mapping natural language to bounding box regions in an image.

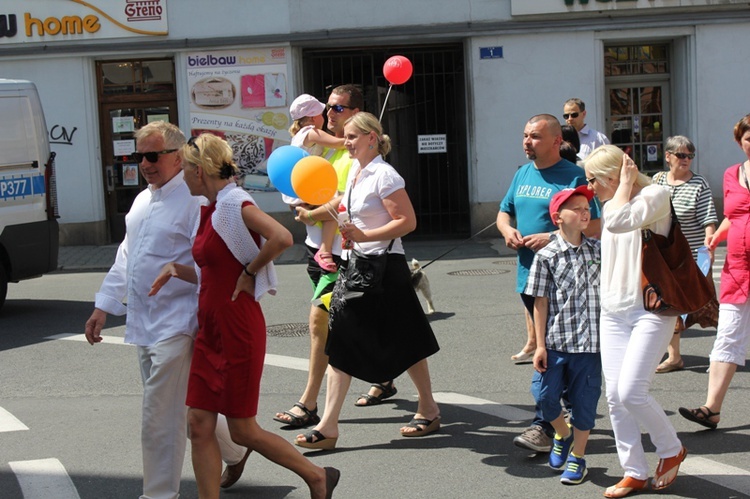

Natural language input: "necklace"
[740,162,750,193]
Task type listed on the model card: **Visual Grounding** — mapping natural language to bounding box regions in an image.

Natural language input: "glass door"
[603,43,671,173]
[96,58,177,242]
[100,103,177,242]
[606,83,670,172]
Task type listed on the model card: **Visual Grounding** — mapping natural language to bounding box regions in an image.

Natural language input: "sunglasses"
[188,136,200,152]
[670,152,695,160]
[132,149,177,163]
[563,112,580,119]
[326,103,354,113]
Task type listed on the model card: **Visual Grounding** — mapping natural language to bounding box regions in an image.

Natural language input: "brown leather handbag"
[641,205,715,316]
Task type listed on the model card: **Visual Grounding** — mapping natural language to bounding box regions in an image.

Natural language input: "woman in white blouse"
[294,112,441,450]
[584,145,687,498]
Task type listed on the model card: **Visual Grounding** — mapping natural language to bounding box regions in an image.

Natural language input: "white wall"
[0,58,102,225]
[165,0,510,38]
[695,22,750,198]
[470,31,603,204]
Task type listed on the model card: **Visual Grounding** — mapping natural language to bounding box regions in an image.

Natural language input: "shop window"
[99,59,175,96]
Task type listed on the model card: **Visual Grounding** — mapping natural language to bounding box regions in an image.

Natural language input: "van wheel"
[0,264,7,311]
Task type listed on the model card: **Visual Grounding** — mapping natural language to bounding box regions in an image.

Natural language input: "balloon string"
[378,84,393,122]
[322,202,341,227]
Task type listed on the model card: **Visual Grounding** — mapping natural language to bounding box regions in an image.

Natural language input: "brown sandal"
[652,446,688,490]
[603,476,648,498]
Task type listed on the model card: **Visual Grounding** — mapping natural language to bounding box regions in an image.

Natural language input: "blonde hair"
[181,133,238,179]
[288,116,314,137]
[344,112,392,157]
[584,145,651,189]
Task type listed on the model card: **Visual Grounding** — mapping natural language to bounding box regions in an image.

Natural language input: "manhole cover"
[267,323,309,337]
[493,260,517,266]
[448,269,509,276]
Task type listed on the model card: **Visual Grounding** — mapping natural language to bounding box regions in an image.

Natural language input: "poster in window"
[122,164,139,186]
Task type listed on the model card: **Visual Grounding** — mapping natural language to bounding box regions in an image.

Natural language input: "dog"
[410,259,435,314]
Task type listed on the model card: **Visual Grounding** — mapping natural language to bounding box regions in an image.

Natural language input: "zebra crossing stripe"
[9,458,80,499]
[0,407,29,433]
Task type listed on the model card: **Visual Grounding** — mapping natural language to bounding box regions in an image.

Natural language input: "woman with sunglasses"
[149,133,340,499]
[294,112,441,450]
[651,136,718,373]
[584,145,686,497]
[679,113,750,431]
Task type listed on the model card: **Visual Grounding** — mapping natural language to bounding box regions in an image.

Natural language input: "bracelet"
[307,210,316,223]
[243,266,256,277]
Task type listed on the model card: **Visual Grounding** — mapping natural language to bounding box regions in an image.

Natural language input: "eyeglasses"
[563,112,580,119]
[326,103,354,113]
[132,149,177,163]
[586,177,597,185]
[670,152,695,160]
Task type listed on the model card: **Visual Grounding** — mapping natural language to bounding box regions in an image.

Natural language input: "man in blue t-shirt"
[497,113,601,453]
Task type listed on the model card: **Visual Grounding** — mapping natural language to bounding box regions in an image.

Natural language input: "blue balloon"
[267,145,308,197]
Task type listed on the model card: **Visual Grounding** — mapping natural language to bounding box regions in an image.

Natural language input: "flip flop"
[273,402,320,428]
[603,476,648,498]
[656,359,684,373]
[678,406,720,430]
[295,429,337,450]
[323,467,340,499]
[354,381,397,407]
[652,446,688,490]
[511,350,533,363]
[400,416,441,437]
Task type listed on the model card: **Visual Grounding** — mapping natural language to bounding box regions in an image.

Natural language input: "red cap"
[549,185,595,223]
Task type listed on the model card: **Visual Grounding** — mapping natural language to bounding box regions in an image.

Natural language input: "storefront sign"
[187,47,290,192]
[418,134,447,154]
[0,0,168,44]
[511,0,747,16]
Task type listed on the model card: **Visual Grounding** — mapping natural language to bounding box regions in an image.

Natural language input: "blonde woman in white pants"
[584,145,687,499]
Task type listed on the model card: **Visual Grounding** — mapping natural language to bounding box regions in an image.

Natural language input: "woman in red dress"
[150,133,339,499]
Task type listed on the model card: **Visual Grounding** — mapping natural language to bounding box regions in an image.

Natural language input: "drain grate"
[267,323,309,337]
[493,260,517,266]
[448,269,509,276]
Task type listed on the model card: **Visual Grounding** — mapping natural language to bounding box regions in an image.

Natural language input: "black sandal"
[354,381,398,407]
[678,405,720,430]
[273,402,320,428]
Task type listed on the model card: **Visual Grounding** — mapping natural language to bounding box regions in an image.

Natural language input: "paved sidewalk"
[57,237,515,272]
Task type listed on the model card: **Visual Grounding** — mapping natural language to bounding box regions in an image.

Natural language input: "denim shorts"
[531,350,602,431]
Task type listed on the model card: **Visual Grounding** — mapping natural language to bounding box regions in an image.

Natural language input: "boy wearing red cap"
[524,185,602,485]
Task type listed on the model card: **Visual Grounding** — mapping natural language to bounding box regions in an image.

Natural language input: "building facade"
[1,0,748,244]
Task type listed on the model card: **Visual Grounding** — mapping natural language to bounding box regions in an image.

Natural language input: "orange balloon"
[291,156,338,205]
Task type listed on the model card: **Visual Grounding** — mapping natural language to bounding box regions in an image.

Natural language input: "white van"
[0,79,59,310]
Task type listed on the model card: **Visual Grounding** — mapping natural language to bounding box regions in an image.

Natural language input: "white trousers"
[137,335,246,499]
[600,307,682,480]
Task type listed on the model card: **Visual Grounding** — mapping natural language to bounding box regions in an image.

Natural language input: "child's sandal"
[314,250,337,273]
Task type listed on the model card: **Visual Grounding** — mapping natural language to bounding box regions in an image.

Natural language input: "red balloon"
[383,55,413,85]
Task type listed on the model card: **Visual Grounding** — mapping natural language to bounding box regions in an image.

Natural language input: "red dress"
[186,201,266,418]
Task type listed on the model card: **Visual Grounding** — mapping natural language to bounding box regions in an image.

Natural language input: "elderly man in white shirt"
[84,121,248,499]
[563,98,610,160]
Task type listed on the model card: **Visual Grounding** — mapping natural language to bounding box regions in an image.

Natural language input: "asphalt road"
[0,254,749,498]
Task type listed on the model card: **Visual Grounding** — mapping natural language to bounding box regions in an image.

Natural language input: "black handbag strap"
[347,174,394,253]
[642,199,678,241]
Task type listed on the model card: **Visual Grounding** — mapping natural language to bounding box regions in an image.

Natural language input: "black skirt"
[326,253,440,382]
